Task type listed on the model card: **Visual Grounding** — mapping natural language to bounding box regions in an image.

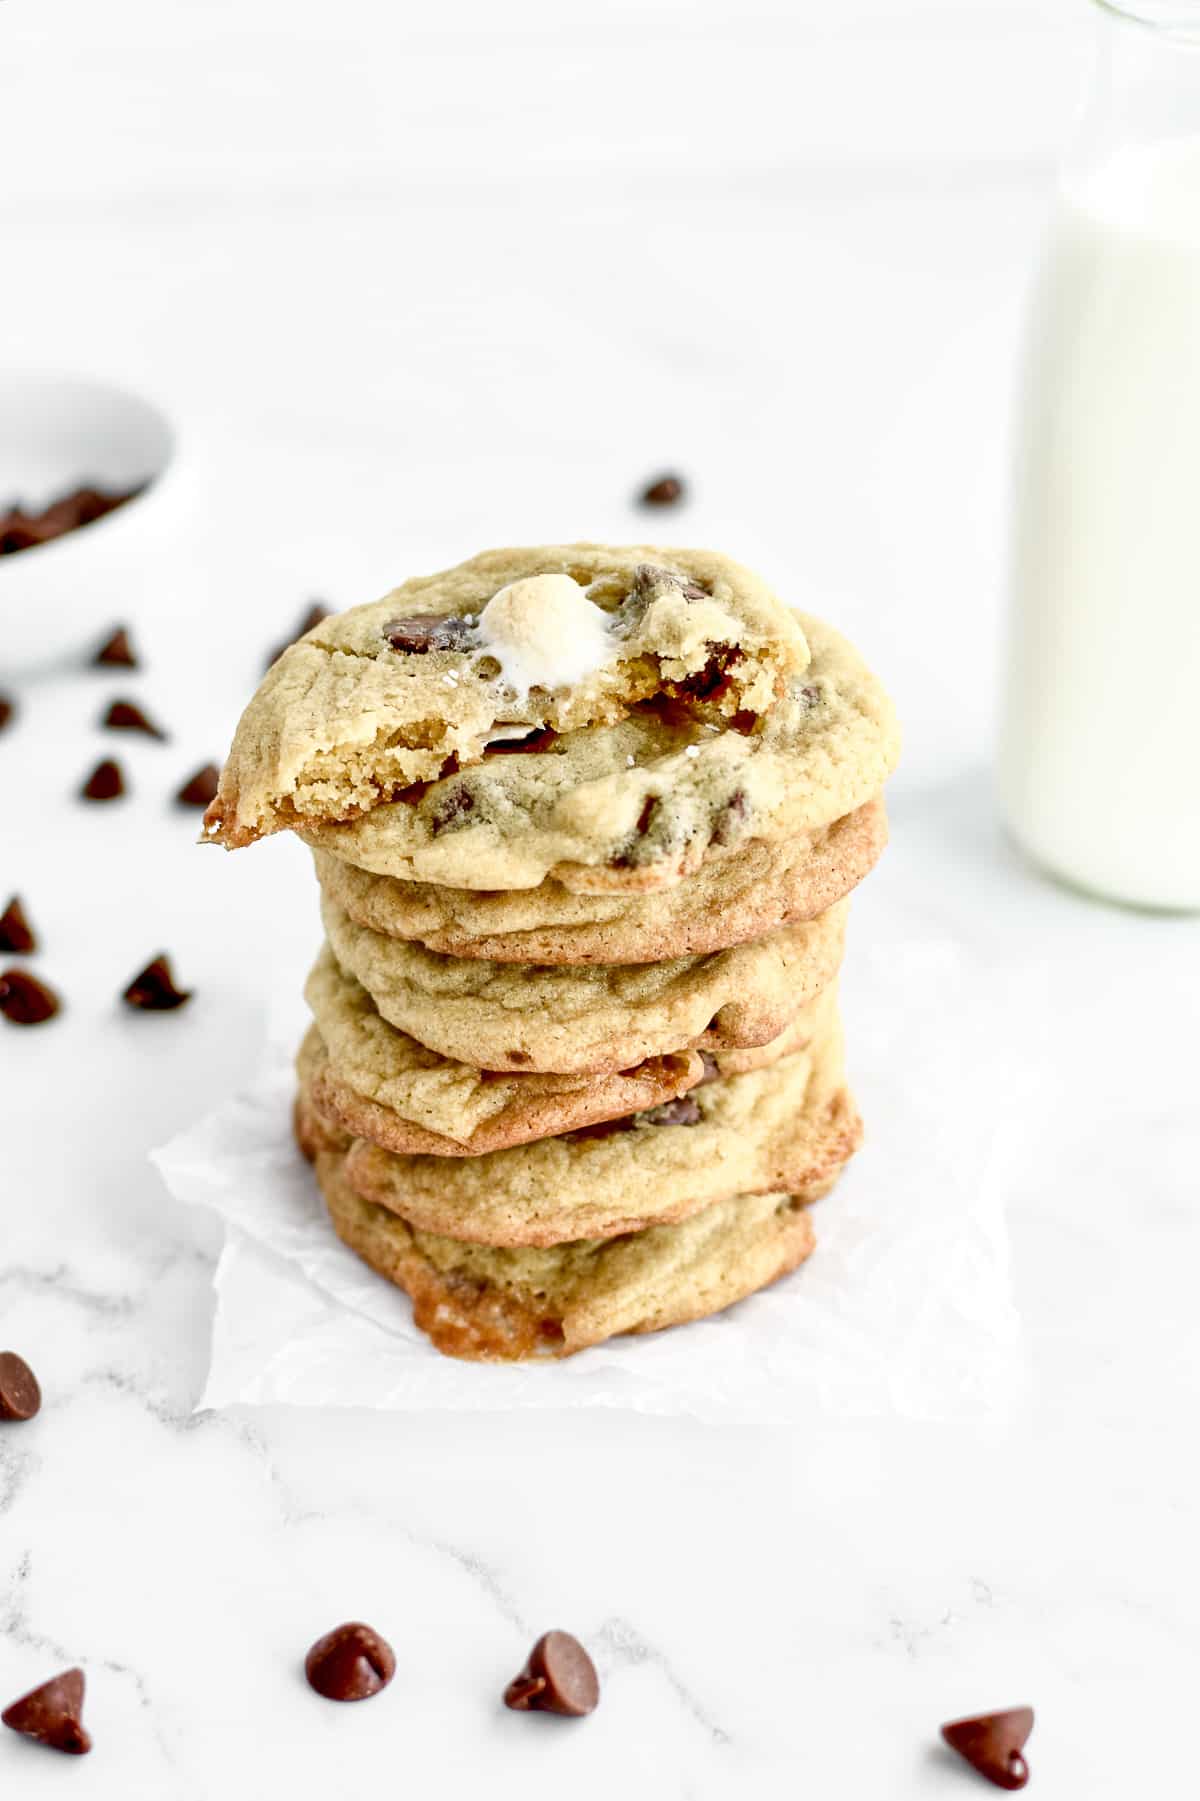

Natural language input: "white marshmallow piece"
[476,573,614,696]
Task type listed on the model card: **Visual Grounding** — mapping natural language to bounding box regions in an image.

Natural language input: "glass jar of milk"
[999,1,1200,910]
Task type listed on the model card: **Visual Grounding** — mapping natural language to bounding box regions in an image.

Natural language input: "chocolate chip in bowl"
[0,372,174,670]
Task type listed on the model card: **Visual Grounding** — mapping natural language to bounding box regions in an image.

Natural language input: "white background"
[2,2,1199,1796]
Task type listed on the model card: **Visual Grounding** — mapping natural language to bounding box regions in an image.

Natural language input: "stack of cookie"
[205,546,898,1360]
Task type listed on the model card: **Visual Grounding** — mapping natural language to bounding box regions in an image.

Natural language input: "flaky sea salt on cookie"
[203,544,808,848]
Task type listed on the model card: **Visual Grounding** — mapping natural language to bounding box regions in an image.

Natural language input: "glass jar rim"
[1092,0,1200,40]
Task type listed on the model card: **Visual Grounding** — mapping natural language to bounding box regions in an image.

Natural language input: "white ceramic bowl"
[0,371,176,671]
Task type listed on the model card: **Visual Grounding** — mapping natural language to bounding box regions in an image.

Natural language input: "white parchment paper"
[152,923,1028,1422]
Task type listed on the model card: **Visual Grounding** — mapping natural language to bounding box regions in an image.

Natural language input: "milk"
[999,139,1200,910]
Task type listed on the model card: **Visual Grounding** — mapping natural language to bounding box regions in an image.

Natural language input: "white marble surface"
[2,3,1198,1794]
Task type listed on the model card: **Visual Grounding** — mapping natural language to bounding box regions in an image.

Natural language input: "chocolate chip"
[304,1623,396,1702]
[941,1708,1034,1791]
[383,613,475,654]
[638,472,686,508]
[265,602,331,669]
[504,1631,599,1717]
[175,763,220,808]
[636,1094,702,1127]
[2,1669,91,1755]
[0,483,139,559]
[0,1352,41,1422]
[484,727,558,755]
[122,955,191,1011]
[81,758,126,801]
[102,698,166,740]
[0,693,15,732]
[800,683,821,707]
[0,969,61,1025]
[92,625,138,668]
[429,784,475,834]
[632,562,707,603]
[0,896,36,955]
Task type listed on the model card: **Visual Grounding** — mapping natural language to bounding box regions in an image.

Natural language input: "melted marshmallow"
[476,573,614,696]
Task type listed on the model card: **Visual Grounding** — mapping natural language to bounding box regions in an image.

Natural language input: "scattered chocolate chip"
[0,896,36,955]
[81,758,126,801]
[504,1631,599,1717]
[0,1352,41,1422]
[638,473,686,508]
[636,1094,702,1127]
[711,789,748,847]
[122,954,191,1012]
[92,625,138,668]
[429,784,475,834]
[2,1668,91,1755]
[0,483,140,559]
[941,1707,1034,1791]
[0,969,60,1025]
[102,698,166,740]
[484,727,558,755]
[175,763,220,808]
[383,613,475,655]
[304,1623,396,1702]
[0,693,14,732]
[265,602,331,669]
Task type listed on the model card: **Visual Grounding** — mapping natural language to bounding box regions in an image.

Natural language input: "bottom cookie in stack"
[293,984,862,1360]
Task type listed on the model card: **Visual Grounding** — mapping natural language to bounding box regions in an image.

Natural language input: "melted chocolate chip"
[711,789,748,847]
[632,562,708,603]
[81,758,126,801]
[484,727,558,755]
[122,955,191,1011]
[102,698,166,740]
[429,785,475,835]
[638,472,686,508]
[265,602,331,669]
[637,1095,702,1127]
[383,613,475,654]
[2,1669,91,1755]
[0,896,36,955]
[0,1351,41,1422]
[941,1708,1034,1791]
[92,625,138,668]
[0,693,13,732]
[504,1631,599,1717]
[0,969,60,1025]
[175,764,220,808]
[304,1623,396,1702]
